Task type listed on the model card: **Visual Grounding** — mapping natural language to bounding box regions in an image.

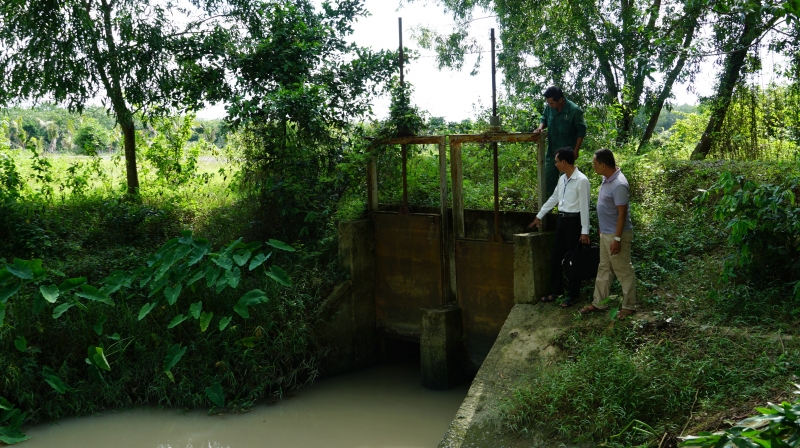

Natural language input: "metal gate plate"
[455,238,515,368]
[373,212,445,338]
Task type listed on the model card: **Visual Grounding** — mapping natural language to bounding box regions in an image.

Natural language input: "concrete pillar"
[513,232,554,304]
[421,305,462,390]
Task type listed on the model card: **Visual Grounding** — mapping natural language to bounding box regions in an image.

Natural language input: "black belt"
[558,212,580,218]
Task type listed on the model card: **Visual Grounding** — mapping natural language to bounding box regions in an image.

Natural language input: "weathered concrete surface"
[514,232,555,305]
[438,303,589,448]
[316,220,378,376]
[421,305,463,389]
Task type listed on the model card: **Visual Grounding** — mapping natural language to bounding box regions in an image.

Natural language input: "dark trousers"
[550,214,582,299]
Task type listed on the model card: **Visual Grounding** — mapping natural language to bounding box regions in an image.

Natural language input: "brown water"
[21,362,468,448]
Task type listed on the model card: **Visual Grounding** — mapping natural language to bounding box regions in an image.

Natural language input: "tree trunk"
[638,19,698,151]
[691,11,763,160]
[120,120,139,195]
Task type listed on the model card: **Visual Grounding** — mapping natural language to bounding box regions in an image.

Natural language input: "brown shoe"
[579,304,605,315]
[617,309,636,320]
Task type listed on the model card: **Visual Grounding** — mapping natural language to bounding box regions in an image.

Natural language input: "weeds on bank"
[501,323,800,447]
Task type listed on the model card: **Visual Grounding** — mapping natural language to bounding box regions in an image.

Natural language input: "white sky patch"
[199,1,792,121]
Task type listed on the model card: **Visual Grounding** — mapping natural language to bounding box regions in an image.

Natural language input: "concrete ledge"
[438,304,587,448]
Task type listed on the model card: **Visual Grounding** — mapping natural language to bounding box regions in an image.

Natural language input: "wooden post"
[536,130,547,228]
[367,153,378,212]
[450,141,465,238]
[438,136,452,302]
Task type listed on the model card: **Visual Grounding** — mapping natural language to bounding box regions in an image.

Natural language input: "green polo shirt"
[539,98,587,198]
[540,98,587,155]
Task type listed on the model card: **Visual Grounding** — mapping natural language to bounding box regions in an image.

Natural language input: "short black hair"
[555,146,575,165]
[594,148,616,168]
[543,86,564,101]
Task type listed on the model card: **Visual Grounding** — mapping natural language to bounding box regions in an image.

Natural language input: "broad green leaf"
[238,289,268,306]
[155,238,180,259]
[225,267,241,288]
[212,256,233,270]
[215,276,228,293]
[0,397,13,411]
[218,316,232,331]
[101,271,128,295]
[190,301,202,319]
[267,239,295,252]
[33,293,46,315]
[205,265,221,287]
[93,315,107,335]
[13,336,26,352]
[0,407,19,425]
[139,269,155,287]
[6,259,33,279]
[58,277,86,293]
[0,424,30,444]
[58,277,86,294]
[92,346,111,371]
[192,238,211,252]
[186,268,205,286]
[204,382,225,408]
[199,311,213,332]
[75,285,114,306]
[138,302,156,321]
[266,266,292,286]
[108,333,121,341]
[164,284,182,305]
[179,229,193,244]
[187,247,207,266]
[52,302,74,319]
[232,251,251,267]
[163,343,187,372]
[0,282,21,304]
[233,303,249,318]
[125,267,145,287]
[148,275,169,298]
[221,237,244,256]
[248,252,271,271]
[168,314,188,329]
[44,374,69,394]
[0,268,12,284]
[239,337,257,348]
[39,284,59,303]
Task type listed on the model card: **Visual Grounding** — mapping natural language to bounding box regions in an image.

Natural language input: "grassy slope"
[497,156,800,447]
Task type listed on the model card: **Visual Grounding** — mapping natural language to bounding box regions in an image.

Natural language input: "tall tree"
[412,0,708,143]
[691,0,798,159]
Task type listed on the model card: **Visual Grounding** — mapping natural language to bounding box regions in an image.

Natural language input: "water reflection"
[23,362,468,448]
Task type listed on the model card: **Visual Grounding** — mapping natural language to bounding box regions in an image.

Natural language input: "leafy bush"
[140,116,200,185]
[0,232,323,443]
[73,118,111,155]
[696,171,800,289]
[680,384,800,447]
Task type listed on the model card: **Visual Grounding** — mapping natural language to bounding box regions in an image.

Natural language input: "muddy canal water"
[22,362,468,448]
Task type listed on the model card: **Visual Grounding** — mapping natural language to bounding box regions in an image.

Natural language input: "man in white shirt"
[529,147,590,307]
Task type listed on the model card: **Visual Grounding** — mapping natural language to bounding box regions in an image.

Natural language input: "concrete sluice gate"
[323,132,557,391]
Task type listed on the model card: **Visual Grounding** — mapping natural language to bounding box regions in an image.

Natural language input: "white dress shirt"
[536,167,591,234]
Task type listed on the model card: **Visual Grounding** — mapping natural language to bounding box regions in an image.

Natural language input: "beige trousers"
[591,231,637,311]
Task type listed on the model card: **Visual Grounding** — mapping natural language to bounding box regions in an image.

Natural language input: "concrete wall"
[316,220,378,376]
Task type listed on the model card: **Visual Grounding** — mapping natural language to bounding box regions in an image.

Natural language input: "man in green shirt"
[533,86,587,198]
